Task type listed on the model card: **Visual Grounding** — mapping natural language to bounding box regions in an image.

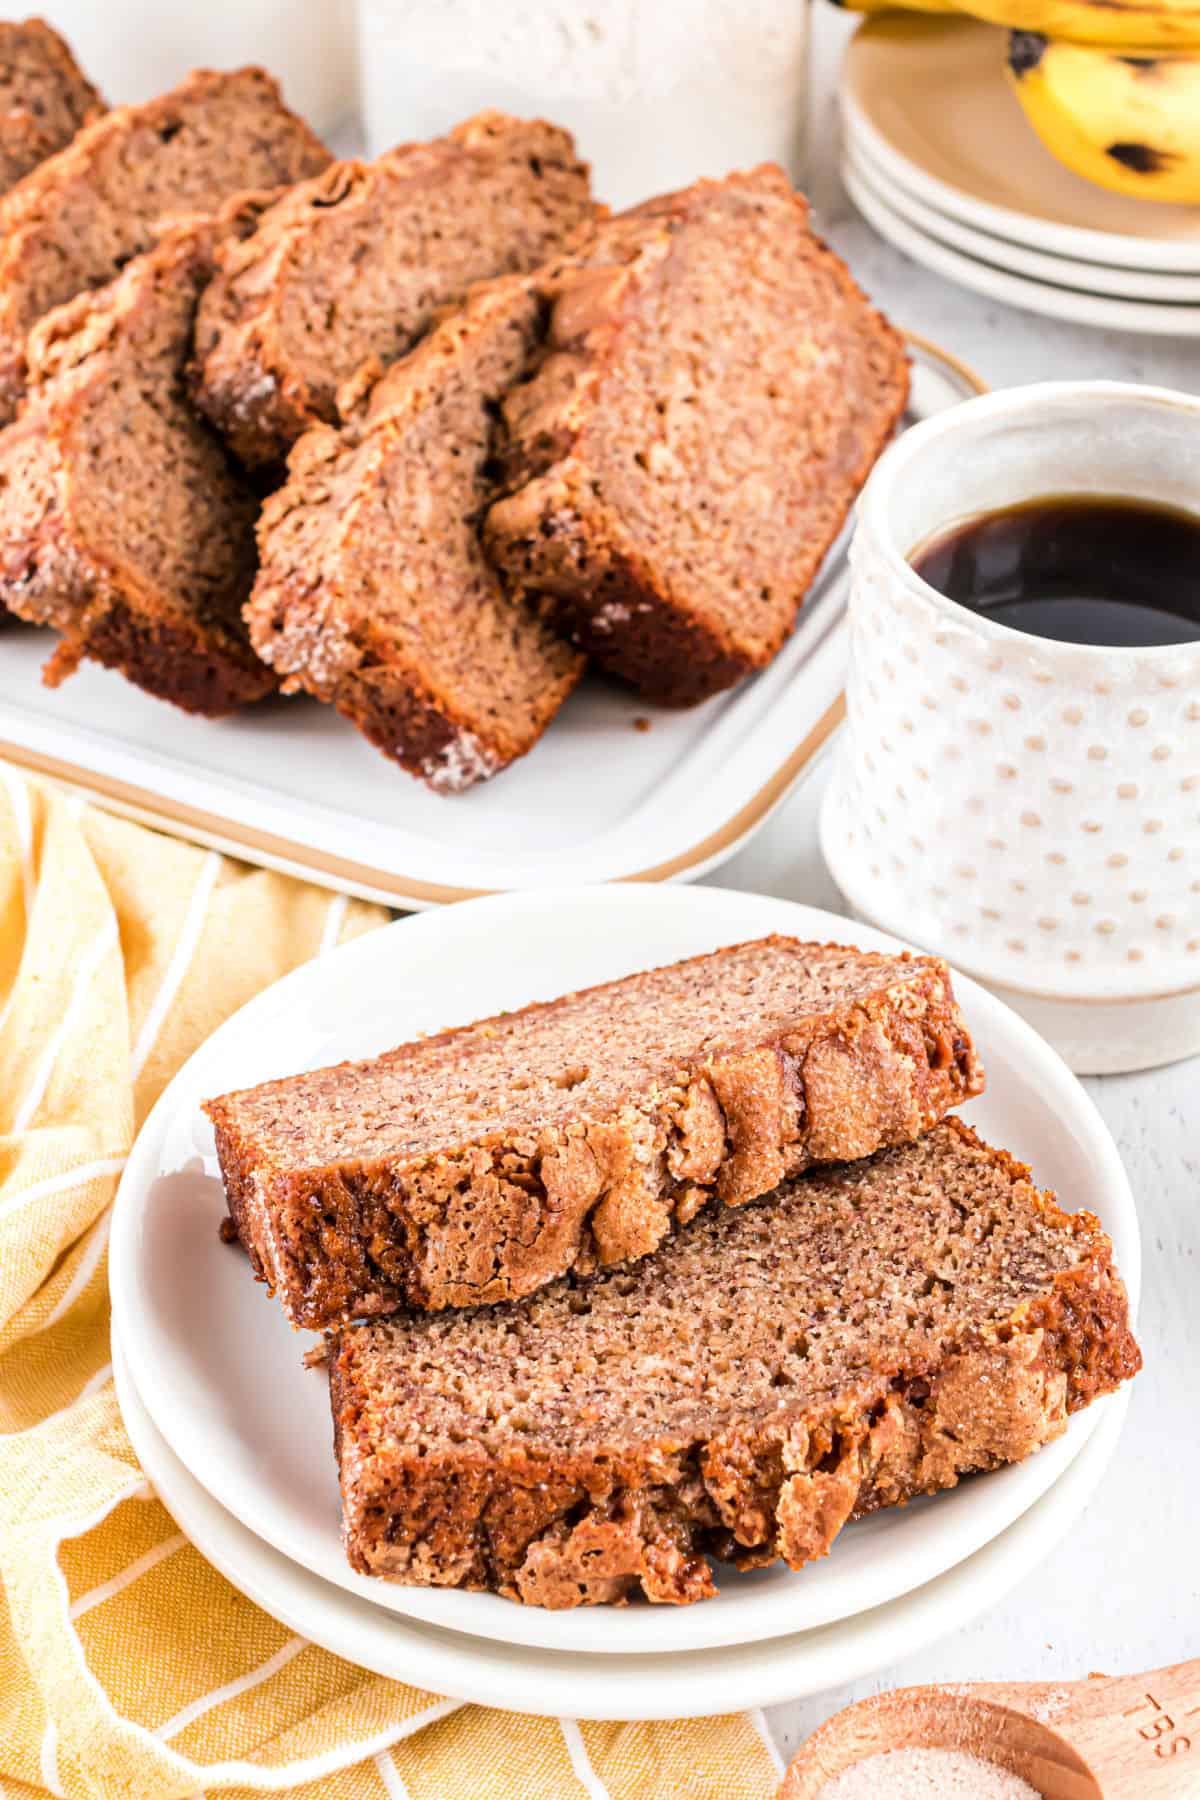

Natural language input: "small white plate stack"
[841,15,1200,337]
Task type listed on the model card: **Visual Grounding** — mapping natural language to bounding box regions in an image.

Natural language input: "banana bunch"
[1006,33,1200,201]
[837,0,1200,201]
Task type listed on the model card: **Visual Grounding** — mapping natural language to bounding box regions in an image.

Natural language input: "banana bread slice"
[204,936,982,1329]
[0,200,277,714]
[330,1119,1140,1606]
[191,112,594,467]
[0,67,329,424]
[483,167,909,705]
[246,276,584,788]
[0,19,103,196]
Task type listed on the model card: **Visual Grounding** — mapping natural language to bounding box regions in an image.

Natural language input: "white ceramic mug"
[820,381,1200,1074]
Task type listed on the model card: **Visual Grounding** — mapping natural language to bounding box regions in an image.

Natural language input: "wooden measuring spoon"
[779,1659,1200,1798]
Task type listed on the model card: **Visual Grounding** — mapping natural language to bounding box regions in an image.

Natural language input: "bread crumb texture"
[327,1118,1138,1607]
[817,1747,1041,1798]
[246,275,584,785]
[193,111,594,465]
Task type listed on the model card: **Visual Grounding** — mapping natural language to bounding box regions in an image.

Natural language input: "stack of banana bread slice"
[191,111,595,467]
[248,165,910,781]
[205,934,1141,1610]
[0,84,594,709]
[0,66,331,425]
[0,27,910,772]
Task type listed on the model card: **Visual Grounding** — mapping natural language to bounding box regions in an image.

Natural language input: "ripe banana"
[1006,31,1200,202]
[834,0,1200,51]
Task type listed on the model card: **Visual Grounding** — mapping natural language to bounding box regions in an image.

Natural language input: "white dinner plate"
[111,1328,1131,1719]
[0,340,978,909]
[844,159,1200,338]
[845,142,1200,305]
[109,886,1140,1660]
[842,15,1200,274]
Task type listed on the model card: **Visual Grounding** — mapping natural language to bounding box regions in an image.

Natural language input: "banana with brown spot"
[1007,30,1200,202]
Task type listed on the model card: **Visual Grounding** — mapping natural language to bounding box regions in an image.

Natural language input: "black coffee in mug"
[910,494,1200,648]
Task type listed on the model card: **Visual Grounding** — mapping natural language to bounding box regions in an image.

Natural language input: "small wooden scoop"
[780,1659,1200,1798]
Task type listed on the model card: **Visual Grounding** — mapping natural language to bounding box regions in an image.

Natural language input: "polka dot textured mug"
[821,382,1200,1073]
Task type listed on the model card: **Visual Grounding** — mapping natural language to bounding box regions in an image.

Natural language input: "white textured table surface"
[713,22,1199,1757]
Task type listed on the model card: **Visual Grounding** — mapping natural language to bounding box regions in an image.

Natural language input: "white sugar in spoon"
[779,1659,1200,1798]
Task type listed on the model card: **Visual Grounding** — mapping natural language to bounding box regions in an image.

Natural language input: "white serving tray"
[0,340,980,907]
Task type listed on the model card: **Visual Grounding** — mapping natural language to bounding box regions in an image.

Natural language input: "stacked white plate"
[841,15,1200,337]
[110,887,1139,1719]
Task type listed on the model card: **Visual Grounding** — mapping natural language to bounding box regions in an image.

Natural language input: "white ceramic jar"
[821,382,1200,1074]
[37,0,356,134]
[355,0,809,206]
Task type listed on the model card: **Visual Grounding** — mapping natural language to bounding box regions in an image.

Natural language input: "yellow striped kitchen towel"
[0,764,782,1800]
